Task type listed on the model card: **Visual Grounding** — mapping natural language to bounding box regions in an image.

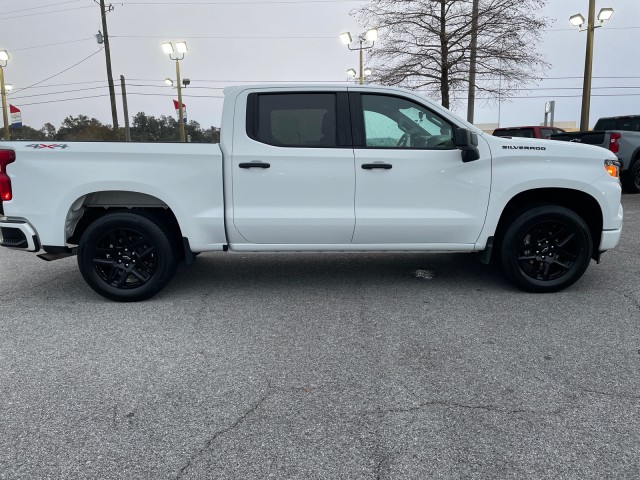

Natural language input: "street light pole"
[162,42,188,143]
[580,0,596,131]
[175,58,185,143]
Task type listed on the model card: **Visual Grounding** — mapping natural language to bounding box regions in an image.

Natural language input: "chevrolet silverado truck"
[550,115,640,193]
[0,84,624,301]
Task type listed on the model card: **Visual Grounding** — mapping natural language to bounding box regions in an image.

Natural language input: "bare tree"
[353,0,551,111]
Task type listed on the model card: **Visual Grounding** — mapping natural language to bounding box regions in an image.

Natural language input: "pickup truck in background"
[493,125,566,139]
[0,84,624,301]
[550,115,640,193]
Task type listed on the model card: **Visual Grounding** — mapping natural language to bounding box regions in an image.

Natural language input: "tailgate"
[549,131,606,146]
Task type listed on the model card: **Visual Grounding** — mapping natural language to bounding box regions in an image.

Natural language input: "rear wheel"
[77,212,178,301]
[621,160,640,193]
[499,206,592,292]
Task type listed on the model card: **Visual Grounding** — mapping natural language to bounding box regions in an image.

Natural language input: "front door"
[351,92,491,246]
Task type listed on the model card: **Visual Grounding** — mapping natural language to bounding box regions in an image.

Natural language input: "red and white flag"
[9,105,22,128]
[173,100,187,124]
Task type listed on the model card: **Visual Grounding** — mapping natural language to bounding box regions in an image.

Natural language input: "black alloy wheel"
[77,212,178,301]
[499,206,593,292]
[92,228,157,290]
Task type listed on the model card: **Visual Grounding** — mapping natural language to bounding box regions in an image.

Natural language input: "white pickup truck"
[0,84,624,301]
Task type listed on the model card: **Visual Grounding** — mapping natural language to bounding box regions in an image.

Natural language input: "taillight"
[0,149,16,202]
[609,132,621,154]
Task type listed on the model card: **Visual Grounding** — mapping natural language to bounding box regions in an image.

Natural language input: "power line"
[9,86,109,100]
[12,48,104,95]
[111,34,336,39]
[1,0,86,15]
[12,91,224,107]
[8,80,108,89]
[0,5,93,21]
[13,94,112,107]
[11,38,96,52]
[119,0,364,4]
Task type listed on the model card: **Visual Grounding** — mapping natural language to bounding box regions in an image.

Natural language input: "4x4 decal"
[25,144,69,150]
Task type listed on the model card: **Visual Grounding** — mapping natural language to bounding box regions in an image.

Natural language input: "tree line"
[8,112,220,143]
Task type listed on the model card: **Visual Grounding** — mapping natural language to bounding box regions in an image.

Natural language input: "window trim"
[245,91,352,148]
[349,92,458,150]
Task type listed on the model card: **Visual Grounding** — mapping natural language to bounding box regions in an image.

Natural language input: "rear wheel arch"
[65,191,186,259]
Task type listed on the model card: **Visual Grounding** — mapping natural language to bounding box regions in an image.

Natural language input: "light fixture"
[363,68,372,77]
[0,50,9,62]
[570,6,615,131]
[339,32,352,45]
[4,84,11,91]
[346,68,357,77]
[569,13,585,28]
[598,7,614,22]
[365,28,378,42]
[176,41,188,54]
[161,42,174,55]
[164,77,174,86]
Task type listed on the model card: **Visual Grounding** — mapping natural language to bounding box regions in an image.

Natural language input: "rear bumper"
[0,217,41,252]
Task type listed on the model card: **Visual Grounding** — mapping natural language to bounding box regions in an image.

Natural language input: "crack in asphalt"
[367,399,564,417]
[375,457,386,480]
[580,388,640,400]
[175,385,273,479]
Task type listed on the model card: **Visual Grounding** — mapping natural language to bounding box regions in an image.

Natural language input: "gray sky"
[1,0,639,131]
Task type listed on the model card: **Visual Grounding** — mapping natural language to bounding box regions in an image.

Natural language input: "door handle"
[239,162,271,169]
[361,163,392,170]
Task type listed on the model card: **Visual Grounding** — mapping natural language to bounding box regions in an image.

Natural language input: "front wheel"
[499,206,593,293]
[77,212,178,301]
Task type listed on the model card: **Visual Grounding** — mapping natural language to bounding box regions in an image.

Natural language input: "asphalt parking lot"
[1,195,639,480]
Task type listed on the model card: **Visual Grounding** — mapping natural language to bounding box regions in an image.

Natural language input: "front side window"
[252,93,337,147]
[361,94,454,149]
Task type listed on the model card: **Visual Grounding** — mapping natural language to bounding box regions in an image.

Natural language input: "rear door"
[230,90,356,244]
[350,92,491,245]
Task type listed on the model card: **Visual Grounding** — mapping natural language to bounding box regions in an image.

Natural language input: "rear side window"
[540,128,554,139]
[248,93,338,147]
[594,116,640,132]
[493,128,535,138]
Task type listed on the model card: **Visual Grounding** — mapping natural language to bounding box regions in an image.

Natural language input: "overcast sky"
[1,0,639,131]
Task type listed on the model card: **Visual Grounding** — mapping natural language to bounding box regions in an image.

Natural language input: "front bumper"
[0,217,41,252]
[599,228,622,251]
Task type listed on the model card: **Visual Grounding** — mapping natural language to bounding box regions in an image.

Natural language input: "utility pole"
[97,0,119,139]
[466,0,479,124]
[120,75,131,141]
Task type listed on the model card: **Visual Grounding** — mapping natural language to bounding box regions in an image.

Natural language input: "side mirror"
[454,128,480,163]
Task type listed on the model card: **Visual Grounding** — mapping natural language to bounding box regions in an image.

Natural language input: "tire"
[498,205,593,293]
[77,211,179,301]
[621,160,640,194]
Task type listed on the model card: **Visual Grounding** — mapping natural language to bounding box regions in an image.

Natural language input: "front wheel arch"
[491,188,602,262]
[498,205,593,292]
